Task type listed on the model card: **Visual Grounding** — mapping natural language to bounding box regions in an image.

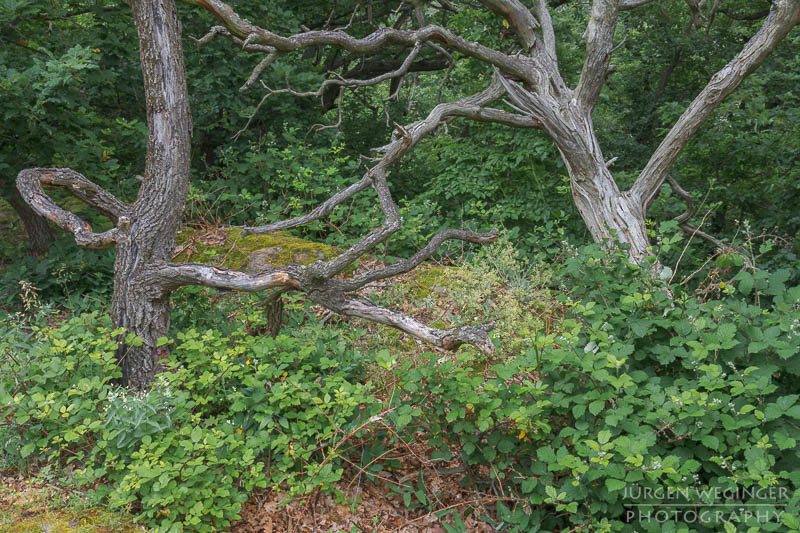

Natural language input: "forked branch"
[16,168,130,249]
[154,228,498,353]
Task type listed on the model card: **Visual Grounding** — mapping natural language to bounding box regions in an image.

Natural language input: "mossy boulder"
[399,266,460,300]
[172,227,339,271]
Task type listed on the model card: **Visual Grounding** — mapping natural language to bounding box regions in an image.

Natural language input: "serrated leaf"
[701,435,719,450]
[605,478,626,492]
[589,400,605,416]
[736,271,754,295]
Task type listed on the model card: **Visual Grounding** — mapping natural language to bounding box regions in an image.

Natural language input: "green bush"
[3,242,798,532]
[0,311,378,532]
[379,243,800,532]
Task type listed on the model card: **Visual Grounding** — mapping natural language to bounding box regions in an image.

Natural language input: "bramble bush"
[380,243,800,532]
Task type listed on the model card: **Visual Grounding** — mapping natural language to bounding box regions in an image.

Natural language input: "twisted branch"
[16,168,130,249]
[666,177,754,268]
[179,0,535,84]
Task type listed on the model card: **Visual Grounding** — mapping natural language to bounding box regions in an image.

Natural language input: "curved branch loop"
[16,168,130,249]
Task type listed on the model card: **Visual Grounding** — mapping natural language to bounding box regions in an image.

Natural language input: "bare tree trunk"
[265,297,284,338]
[540,104,652,262]
[569,165,650,263]
[562,132,650,262]
[112,0,192,389]
[7,193,54,256]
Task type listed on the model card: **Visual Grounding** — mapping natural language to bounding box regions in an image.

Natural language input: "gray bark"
[111,0,193,389]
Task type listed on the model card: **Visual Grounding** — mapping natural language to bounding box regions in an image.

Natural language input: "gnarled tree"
[17,0,800,388]
[16,0,508,389]
[178,0,799,262]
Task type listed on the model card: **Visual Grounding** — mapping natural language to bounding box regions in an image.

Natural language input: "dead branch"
[16,168,130,249]
[666,176,754,268]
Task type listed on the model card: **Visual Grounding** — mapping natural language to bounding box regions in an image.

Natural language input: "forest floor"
[2,447,509,533]
[0,472,144,533]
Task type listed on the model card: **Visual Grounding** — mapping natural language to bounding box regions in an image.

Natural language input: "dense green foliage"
[3,242,799,531]
[1,305,376,531]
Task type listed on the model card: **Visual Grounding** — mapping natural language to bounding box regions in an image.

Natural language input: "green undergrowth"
[369,239,565,362]
[2,241,799,532]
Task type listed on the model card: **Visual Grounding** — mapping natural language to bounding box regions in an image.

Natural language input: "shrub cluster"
[0,312,376,532]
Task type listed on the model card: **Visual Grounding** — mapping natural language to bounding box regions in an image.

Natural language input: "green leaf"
[777,395,799,411]
[630,320,650,338]
[782,512,800,529]
[589,400,605,416]
[774,431,796,450]
[497,439,515,454]
[20,443,35,458]
[701,435,720,450]
[537,447,556,464]
[736,271,754,295]
[605,479,626,492]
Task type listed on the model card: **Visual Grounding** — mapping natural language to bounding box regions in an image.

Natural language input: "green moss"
[0,480,145,533]
[3,510,145,533]
[173,227,339,271]
[402,266,460,300]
